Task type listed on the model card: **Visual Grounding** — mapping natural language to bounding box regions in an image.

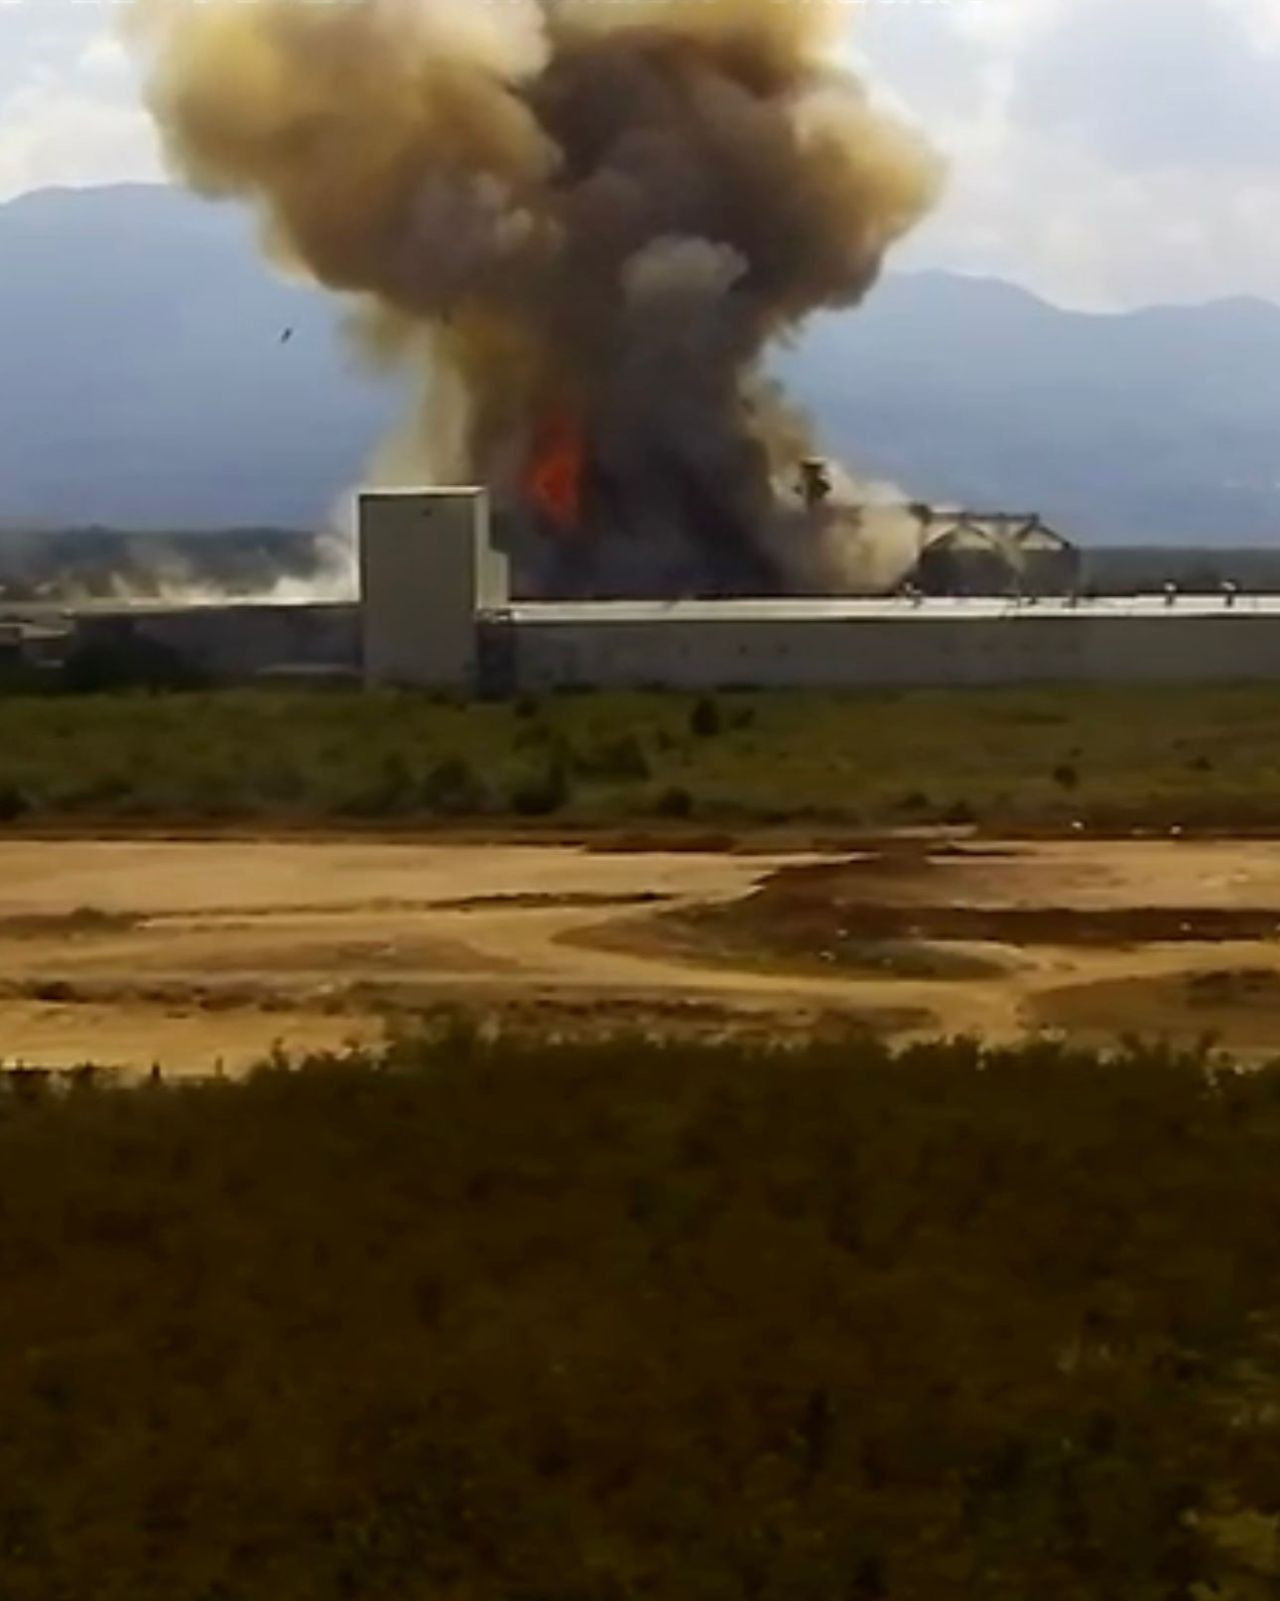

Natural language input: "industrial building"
[358,490,1280,693]
[13,488,1280,693]
[909,512,1080,597]
[71,602,360,681]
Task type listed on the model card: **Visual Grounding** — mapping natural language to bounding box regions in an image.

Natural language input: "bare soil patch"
[583,843,1280,989]
[735,897,1280,948]
[720,845,1280,948]
[430,890,674,913]
[571,914,1017,982]
[0,907,143,939]
[1035,965,1280,1053]
[0,840,889,1071]
[7,836,1280,1071]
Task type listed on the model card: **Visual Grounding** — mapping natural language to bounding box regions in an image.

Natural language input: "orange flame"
[527,409,585,531]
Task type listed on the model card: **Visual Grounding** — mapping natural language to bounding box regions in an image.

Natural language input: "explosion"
[128,0,942,597]
[527,407,586,534]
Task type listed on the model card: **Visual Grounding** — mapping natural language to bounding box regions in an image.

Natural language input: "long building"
[360,489,1280,692]
[23,488,1280,691]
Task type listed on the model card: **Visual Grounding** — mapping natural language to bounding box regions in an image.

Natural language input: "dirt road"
[0,841,894,1074]
[4,837,1280,1074]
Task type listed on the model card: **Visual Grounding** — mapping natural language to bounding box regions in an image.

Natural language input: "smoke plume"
[128,0,942,597]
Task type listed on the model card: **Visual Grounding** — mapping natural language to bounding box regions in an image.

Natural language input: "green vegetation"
[61,633,207,695]
[2,682,1280,828]
[3,1033,1280,1598]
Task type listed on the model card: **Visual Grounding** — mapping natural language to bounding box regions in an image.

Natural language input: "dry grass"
[0,907,141,939]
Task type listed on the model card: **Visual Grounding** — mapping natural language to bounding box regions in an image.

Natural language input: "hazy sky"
[2,0,1278,310]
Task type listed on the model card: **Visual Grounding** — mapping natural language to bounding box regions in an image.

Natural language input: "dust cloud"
[128,0,942,596]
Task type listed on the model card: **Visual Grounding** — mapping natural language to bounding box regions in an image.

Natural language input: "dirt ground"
[5,836,1280,1075]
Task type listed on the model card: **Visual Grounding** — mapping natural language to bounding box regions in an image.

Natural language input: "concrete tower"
[359,489,508,689]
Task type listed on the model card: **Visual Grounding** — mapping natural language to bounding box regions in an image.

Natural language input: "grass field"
[3,1033,1280,1599]
[3,682,1280,830]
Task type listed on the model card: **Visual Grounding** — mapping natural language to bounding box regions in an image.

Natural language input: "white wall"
[510,611,1280,690]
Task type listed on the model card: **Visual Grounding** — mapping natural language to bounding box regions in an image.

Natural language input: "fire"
[527,409,585,532]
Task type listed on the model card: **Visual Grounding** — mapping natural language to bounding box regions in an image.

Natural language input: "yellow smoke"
[128,0,555,286]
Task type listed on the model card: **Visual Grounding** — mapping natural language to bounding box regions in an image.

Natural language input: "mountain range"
[2,182,1278,544]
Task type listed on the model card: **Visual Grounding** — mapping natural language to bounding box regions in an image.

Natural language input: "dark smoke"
[129,0,942,597]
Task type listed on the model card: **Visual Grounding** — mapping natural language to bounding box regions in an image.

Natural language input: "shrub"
[0,663,55,697]
[578,734,652,783]
[507,754,572,817]
[0,780,31,823]
[420,756,489,817]
[3,1035,1280,1599]
[61,633,204,694]
[336,753,419,818]
[252,763,307,807]
[653,784,694,819]
[59,773,137,814]
[1052,762,1080,791]
[512,723,546,754]
[690,696,723,738]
